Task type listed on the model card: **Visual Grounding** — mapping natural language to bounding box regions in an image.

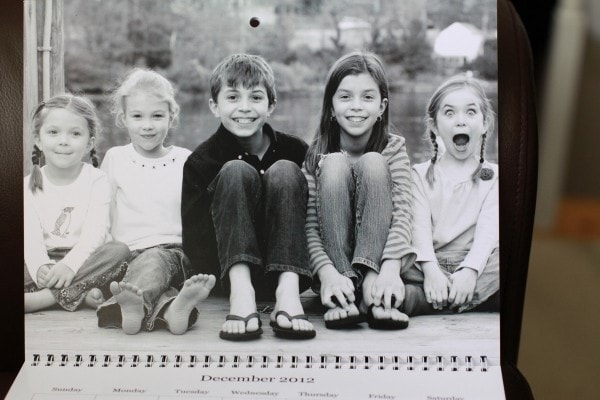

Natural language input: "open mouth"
[452,134,470,151]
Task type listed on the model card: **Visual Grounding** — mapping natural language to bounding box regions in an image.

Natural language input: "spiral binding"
[30,353,494,372]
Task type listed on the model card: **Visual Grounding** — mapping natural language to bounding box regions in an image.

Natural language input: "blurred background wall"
[512,0,600,398]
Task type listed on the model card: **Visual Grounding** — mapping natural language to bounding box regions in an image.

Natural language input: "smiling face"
[36,108,93,172]
[121,93,171,158]
[209,83,275,139]
[431,87,487,161]
[332,73,387,143]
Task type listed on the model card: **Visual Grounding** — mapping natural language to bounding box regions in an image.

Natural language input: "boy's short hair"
[210,54,276,106]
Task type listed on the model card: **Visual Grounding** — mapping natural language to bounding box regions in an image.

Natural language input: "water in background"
[92,85,498,166]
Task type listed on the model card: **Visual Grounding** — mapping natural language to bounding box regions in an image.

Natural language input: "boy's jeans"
[316,152,393,285]
[97,243,197,331]
[210,159,311,295]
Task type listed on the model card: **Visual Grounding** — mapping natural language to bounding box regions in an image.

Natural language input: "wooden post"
[51,0,64,96]
[24,0,39,174]
[41,0,53,100]
[23,0,65,174]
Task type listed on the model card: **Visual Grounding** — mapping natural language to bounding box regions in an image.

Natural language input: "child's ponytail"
[425,130,438,187]
[29,144,44,193]
[90,148,99,168]
[475,132,494,181]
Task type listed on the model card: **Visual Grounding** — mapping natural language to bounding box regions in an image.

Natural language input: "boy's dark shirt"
[182,123,308,274]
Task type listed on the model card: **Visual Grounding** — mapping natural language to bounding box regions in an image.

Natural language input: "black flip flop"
[366,304,409,330]
[219,312,263,341]
[324,313,366,329]
[269,311,316,340]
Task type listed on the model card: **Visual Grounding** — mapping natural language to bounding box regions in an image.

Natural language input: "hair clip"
[480,168,494,181]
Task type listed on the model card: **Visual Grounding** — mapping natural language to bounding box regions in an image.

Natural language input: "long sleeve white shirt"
[101,144,191,250]
[411,161,499,275]
[24,164,111,284]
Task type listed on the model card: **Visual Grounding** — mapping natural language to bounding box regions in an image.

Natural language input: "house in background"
[432,22,485,70]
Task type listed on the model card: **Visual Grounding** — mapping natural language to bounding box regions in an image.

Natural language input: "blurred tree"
[397,19,432,79]
[468,38,498,80]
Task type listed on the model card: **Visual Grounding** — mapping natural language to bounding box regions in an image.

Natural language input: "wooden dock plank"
[25,295,499,360]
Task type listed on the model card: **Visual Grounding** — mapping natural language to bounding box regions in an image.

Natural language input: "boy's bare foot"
[164,274,216,335]
[222,264,260,335]
[271,272,314,333]
[84,288,105,309]
[109,281,144,335]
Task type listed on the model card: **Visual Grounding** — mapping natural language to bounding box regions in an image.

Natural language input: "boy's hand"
[45,262,75,289]
[36,264,53,288]
[318,264,355,309]
[448,267,477,309]
[371,260,404,309]
[422,262,450,310]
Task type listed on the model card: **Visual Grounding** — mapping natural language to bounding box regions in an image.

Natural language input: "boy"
[182,54,315,340]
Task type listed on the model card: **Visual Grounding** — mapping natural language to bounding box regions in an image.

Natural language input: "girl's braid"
[477,132,494,181]
[425,130,438,186]
[90,148,99,168]
[480,132,487,163]
[28,145,44,193]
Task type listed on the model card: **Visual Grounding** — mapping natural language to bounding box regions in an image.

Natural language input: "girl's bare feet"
[164,274,216,335]
[109,281,144,335]
[323,303,360,323]
[84,288,105,309]
[24,289,56,313]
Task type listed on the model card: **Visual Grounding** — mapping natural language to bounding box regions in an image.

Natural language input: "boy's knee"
[264,160,304,188]
[219,160,260,186]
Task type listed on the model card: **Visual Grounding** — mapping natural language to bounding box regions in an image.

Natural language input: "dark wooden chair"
[498,0,537,397]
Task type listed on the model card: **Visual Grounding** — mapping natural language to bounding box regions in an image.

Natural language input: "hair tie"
[480,167,494,181]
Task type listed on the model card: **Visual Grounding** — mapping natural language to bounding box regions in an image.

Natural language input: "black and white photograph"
[23,0,500,367]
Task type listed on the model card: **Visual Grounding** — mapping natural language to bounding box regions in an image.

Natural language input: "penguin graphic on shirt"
[51,207,74,238]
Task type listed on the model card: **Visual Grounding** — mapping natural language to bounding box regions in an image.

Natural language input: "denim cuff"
[352,257,380,274]
[220,254,263,281]
[265,263,313,293]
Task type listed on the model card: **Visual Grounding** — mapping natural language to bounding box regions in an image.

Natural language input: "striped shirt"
[302,134,416,276]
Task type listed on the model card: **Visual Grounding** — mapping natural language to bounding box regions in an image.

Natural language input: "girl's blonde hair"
[111,68,180,128]
[29,93,101,193]
[424,74,496,186]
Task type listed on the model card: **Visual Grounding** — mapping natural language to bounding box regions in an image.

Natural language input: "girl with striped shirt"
[303,52,415,330]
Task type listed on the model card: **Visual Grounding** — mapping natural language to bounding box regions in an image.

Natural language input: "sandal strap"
[275,310,309,321]
[225,312,262,326]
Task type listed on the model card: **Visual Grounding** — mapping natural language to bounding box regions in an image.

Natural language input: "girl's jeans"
[97,243,196,331]
[24,241,130,311]
[210,159,311,295]
[316,152,393,287]
[400,249,500,315]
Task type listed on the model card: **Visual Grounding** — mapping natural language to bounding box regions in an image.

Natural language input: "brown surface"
[556,197,600,239]
[519,231,600,399]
